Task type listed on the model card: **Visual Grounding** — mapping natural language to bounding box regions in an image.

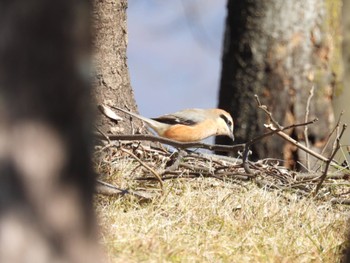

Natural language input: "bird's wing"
[152,109,207,126]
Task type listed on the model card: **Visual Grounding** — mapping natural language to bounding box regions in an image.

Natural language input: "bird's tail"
[112,106,168,134]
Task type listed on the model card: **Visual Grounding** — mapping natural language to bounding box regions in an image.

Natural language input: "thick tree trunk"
[93,0,143,135]
[340,0,350,261]
[334,0,350,153]
[0,0,104,262]
[217,0,341,168]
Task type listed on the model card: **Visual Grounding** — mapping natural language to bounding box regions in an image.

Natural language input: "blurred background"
[127,0,350,154]
[127,0,226,118]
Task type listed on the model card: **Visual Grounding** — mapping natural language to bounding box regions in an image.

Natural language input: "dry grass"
[94,146,350,263]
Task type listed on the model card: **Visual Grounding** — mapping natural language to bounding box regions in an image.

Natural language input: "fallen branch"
[330,198,350,205]
[120,147,164,191]
[294,173,350,181]
[253,94,341,167]
[95,133,244,153]
[93,98,350,204]
[96,179,155,200]
[271,127,329,163]
[241,94,320,174]
[94,135,350,204]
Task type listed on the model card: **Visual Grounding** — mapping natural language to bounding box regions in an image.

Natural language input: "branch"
[314,124,347,194]
[119,148,164,191]
[253,94,341,168]
[95,179,155,200]
[304,85,314,170]
[95,133,245,153]
[320,111,344,156]
[242,95,320,174]
[270,126,330,163]
[255,95,282,129]
[330,198,350,205]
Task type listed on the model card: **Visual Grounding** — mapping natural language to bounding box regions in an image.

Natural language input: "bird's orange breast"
[162,120,216,142]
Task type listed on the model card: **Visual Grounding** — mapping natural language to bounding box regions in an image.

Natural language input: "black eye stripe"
[220,114,232,126]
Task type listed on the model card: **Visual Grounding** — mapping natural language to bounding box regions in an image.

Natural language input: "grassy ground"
[95,153,350,263]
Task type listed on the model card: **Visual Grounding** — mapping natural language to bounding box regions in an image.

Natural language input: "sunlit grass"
[95,156,350,262]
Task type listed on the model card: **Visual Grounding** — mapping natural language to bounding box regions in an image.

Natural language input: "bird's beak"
[229,132,235,142]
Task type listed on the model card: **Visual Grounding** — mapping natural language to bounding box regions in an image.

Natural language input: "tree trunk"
[334,0,350,156]
[217,0,341,168]
[92,0,143,135]
[340,0,350,260]
[0,0,104,262]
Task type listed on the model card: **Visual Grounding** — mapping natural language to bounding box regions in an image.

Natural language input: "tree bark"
[334,0,350,156]
[92,0,143,135]
[0,0,104,262]
[217,0,341,168]
[340,0,350,260]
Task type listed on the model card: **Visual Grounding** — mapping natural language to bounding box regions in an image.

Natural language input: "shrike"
[114,107,234,143]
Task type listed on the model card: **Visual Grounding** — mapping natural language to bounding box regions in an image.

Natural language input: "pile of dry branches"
[95,95,350,205]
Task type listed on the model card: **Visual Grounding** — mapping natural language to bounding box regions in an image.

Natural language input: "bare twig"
[243,95,324,174]
[242,106,318,174]
[311,111,344,173]
[95,133,245,153]
[330,198,350,205]
[314,124,347,194]
[304,85,314,170]
[271,127,330,163]
[95,125,111,144]
[255,95,326,165]
[253,94,337,168]
[320,111,344,156]
[137,171,251,182]
[96,179,155,199]
[120,148,164,190]
[242,129,279,174]
[294,173,350,181]
[255,95,282,129]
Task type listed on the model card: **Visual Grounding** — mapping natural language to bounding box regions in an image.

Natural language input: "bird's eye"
[220,114,232,126]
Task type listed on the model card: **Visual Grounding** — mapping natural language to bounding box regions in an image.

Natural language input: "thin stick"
[330,199,350,205]
[95,125,111,144]
[311,111,344,172]
[273,128,330,163]
[255,94,326,163]
[96,133,245,153]
[136,171,250,181]
[320,111,344,156]
[294,173,350,181]
[304,85,314,170]
[120,148,164,190]
[96,179,155,199]
[249,94,342,174]
[242,118,318,174]
[254,95,282,129]
[314,124,347,194]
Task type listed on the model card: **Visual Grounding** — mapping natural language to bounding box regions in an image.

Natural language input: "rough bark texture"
[341,0,350,261]
[93,0,144,135]
[334,0,350,152]
[0,1,104,262]
[217,0,341,168]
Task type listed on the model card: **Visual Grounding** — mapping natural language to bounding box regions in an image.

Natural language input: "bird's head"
[213,109,234,141]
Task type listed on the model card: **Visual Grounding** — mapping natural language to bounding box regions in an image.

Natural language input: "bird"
[114,106,234,142]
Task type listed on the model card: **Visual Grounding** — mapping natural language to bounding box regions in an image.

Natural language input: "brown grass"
[94,147,350,263]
